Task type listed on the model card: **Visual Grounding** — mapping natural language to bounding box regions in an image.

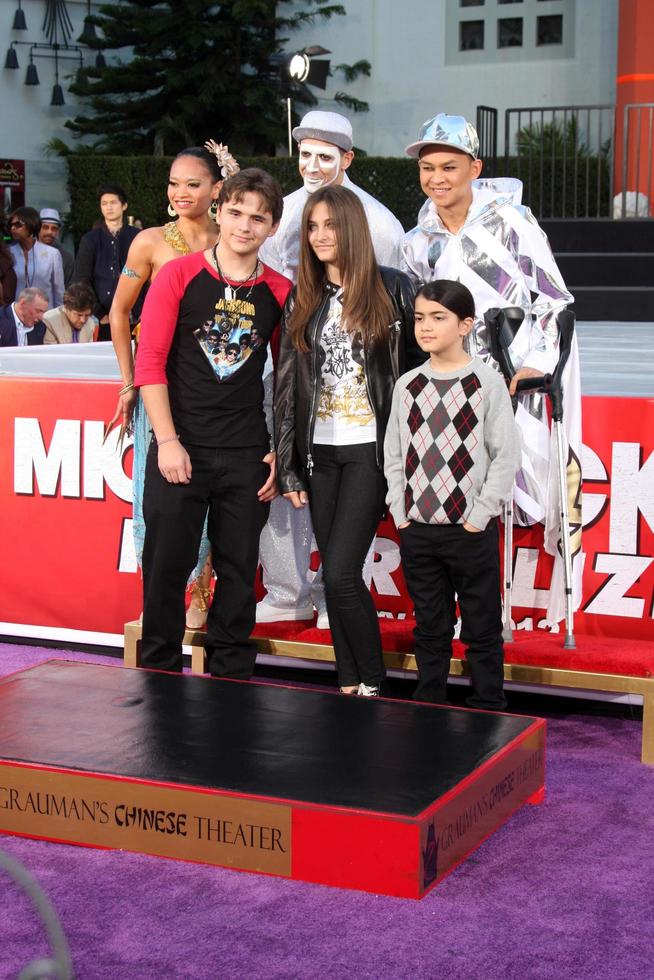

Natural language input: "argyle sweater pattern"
[383,358,521,531]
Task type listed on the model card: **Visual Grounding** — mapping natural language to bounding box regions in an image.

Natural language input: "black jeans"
[309,442,388,688]
[399,520,507,710]
[141,442,270,677]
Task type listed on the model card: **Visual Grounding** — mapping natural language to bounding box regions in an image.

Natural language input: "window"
[537,14,563,45]
[498,17,523,46]
[447,0,572,66]
[460,20,485,50]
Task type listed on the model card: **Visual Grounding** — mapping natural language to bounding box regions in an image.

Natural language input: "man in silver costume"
[402,114,582,625]
[258,110,405,625]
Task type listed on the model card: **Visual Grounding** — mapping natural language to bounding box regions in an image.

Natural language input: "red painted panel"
[0,379,652,641]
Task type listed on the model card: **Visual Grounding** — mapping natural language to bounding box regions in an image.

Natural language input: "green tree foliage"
[516,118,595,159]
[67,0,370,156]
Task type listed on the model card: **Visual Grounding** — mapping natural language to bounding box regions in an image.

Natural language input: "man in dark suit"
[74,184,142,341]
[0,287,49,346]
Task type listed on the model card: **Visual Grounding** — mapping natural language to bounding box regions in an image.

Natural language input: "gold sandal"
[185,585,212,630]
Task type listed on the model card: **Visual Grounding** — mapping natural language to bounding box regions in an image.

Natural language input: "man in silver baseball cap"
[401,112,581,631]
[404,112,480,160]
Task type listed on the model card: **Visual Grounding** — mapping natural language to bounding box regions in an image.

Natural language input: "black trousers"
[141,442,270,677]
[310,442,388,688]
[399,520,507,710]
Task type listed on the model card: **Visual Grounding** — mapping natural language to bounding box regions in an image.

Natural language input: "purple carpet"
[0,642,651,980]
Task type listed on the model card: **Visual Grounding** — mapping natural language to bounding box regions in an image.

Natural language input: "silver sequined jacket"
[401,178,573,375]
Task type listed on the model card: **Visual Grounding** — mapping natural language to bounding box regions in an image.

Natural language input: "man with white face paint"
[261,110,404,280]
[258,110,405,626]
[299,141,342,193]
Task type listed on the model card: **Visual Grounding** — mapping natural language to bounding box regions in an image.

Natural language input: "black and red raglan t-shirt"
[135,251,292,450]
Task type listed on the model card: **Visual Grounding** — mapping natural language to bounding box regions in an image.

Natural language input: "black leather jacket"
[274,266,424,494]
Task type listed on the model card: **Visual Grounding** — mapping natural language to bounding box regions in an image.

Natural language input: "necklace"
[210,246,260,337]
[163,221,192,256]
[22,241,35,288]
[212,245,260,302]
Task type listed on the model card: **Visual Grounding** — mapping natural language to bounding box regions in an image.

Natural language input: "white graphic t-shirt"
[313,290,376,445]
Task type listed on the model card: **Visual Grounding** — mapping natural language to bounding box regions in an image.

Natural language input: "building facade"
[0,0,622,216]
[1,0,101,225]
[288,0,618,155]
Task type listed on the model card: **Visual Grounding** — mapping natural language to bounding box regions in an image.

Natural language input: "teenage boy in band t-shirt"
[134,169,292,678]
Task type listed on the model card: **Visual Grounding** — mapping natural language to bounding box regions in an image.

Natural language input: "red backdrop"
[0,378,652,643]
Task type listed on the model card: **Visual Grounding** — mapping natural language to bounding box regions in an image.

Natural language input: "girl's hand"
[284,491,308,509]
[104,388,137,443]
[258,452,278,502]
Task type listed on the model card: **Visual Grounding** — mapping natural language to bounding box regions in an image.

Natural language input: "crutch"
[485,307,576,647]
[484,307,533,641]
[546,309,577,649]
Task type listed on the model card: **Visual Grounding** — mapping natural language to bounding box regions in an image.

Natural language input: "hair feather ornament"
[204,140,240,178]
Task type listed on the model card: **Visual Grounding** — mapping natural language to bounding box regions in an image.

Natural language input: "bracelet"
[157,434,180,447]
[119,382,135,396]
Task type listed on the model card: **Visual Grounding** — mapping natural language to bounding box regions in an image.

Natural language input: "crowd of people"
[1,110,579,707]
[0,186,145,347]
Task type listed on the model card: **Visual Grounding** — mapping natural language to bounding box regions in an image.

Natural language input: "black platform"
[0,662,546,898]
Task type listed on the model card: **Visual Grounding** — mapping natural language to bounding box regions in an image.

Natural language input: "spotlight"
[287,47,331,90]
[276,43,332,155]
[289,53,310,84]
[51,83,65,106]
[25,61,39,85]
[5,46,19,69]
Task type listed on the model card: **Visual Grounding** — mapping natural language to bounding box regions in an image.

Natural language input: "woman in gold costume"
[109,141,239,628]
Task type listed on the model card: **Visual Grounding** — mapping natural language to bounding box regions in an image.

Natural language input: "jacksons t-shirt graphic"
[194,296,263,382]
[135,254,292,448]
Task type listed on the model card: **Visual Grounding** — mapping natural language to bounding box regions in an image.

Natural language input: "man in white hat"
[257,110,405,626]
[261,109,404,279]
[38,208,75,287]
[402,113,581,627]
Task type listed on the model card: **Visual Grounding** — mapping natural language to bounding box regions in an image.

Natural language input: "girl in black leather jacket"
[274,185,423,696]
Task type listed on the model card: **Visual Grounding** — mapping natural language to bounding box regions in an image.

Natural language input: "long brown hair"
[289,185,395,352]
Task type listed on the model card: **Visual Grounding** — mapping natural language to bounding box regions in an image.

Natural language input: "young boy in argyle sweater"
[384,280,521,710]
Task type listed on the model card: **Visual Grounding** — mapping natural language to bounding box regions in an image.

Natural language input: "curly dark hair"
[63,282,97,312]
